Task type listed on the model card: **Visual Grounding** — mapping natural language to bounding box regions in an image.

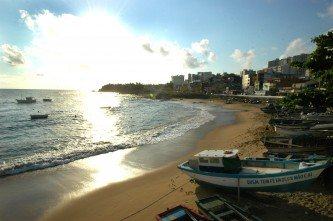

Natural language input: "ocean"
[0,89,215,177]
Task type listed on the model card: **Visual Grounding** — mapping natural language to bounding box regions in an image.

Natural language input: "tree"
[284,31,333,110]
[292,31,333,91]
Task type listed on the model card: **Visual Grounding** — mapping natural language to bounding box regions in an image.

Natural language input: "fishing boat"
[244,154,329,163]
[274,123,333,136]
[196,195,262,221]
[260,103,279,114]
[310,123,333,134]
[301,112,333,123]
[178,149,330,192]
[156,205,208,221]
[30,114,48,120]
[43,98,52,102]
[16,97,36,104]
[262,135,333,155]
[268,118,312,126]
[225,99,233,104]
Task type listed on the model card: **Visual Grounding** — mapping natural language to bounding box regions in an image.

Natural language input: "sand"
[41,101,333,221]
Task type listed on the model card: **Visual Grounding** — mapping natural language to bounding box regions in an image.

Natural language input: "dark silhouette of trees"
[282,31,333,110]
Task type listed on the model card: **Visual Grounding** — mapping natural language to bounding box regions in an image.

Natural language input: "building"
[198,72,214,82]
[188,73,201,83]
[241,69,256,92]
[267,54,309,77]
[263,82,276,92]
[171,75,185,90]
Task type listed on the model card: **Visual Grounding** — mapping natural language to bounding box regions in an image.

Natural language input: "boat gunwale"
[177,160,329,179]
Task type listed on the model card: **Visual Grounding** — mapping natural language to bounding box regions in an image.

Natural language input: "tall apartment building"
[171,75,185,89]
[267,54,309,77]
[188,73,201,83]
[241,69,256,90]
[198,72,214,82]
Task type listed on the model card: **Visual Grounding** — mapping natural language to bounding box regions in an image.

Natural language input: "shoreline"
[0,98,235,221]
[42,101,265,221]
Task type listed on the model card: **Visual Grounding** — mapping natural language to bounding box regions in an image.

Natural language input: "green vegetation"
[100,83,156,94]
[281,31,333,110]
[99,83,212,99]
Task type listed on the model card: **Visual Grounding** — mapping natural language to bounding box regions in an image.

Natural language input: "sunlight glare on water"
[82,92,120,143]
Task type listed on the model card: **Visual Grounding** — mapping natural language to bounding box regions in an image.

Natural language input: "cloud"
[159,47,169,56]
[280,38,308,59]
[271,46,278,51]
[141,38,216,68]
[5,10,218,89]
[1,44,25,66]
[19,10,36,30]
[207,51,216,62]
[142,43,154,53]
[230,49,255,69]
[317,3,333,19]
[191,39,209,55]
[183,50,206,68]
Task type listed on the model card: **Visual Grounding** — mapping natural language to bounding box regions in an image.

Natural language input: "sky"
[0,0,332,90]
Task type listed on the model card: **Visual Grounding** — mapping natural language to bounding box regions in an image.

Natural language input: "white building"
[241,69,255,90]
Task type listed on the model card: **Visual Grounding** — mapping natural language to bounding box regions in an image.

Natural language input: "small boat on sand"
[156,205,208,221]
[43,98,52,102]
[30,114,48,120]
[301,112,333,123]
[262,135,333,155]
[196,195,262,221]
[16,97,36,104]
[260,104,279,114]
[178,149,330,192]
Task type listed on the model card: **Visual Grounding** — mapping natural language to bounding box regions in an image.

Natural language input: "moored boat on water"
[30,114,49,120]
[16,97,36,104]
[178,149,330,192]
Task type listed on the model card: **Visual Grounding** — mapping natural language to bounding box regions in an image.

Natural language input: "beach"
[1,98,331,221]
[42,100,332,221]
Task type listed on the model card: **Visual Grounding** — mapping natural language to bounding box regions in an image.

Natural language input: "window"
[199,157,209,163]
[209,158,220,164]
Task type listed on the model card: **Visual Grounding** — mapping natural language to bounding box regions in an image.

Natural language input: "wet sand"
[42,101,333,221]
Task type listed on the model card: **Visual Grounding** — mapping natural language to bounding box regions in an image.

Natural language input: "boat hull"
[16,100,36,104]
[30,114,48,120]
[178,162,327,192]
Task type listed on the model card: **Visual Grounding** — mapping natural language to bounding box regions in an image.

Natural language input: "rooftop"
[194,149,238,158]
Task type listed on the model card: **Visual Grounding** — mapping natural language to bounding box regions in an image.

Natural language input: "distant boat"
[30,114,48,120]
[156,205,208,221]
[16,97,36,104]
[43,98,52,102]
[196,195,262,221]
[178,149,330,192]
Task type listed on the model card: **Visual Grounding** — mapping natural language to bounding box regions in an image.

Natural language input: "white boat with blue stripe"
[178,149,331,192]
